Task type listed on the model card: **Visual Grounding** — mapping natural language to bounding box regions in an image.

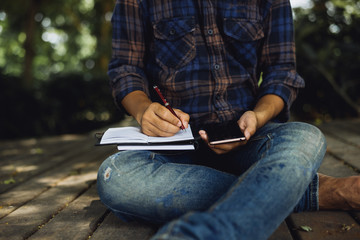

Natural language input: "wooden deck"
[1,117,360,240]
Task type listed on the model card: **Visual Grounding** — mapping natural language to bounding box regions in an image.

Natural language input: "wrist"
[121,90,153,125]
[134,102,152,125]
[253,94,284,127]
[253,110,267,130]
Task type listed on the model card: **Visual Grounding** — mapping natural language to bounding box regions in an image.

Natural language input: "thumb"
[238,115,257,140]
[174,109,190,129]
[243,128,252,140]
[199,130,209,143]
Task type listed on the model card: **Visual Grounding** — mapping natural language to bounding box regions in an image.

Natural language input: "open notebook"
[96,125,195,150]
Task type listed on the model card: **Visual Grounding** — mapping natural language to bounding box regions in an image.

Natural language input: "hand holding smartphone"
[202,121,246,145]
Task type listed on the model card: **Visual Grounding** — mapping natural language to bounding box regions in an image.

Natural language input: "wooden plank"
[0,134,87,151]
[350,212,360,227]
[0,171,98,240]
[322,134,360,171]
[269,221,294,240]
[28,185,108,240]
[0,137,92,194]
[91,213,157,240]
[0,154,108,240]
[319,120,360,150]
[320,119,360,141]
[0,137,82,169]
[318,154,359,178]
[93,216,293,240]
[0,135,87,173]
[0,145,114,219]
[288,211,360,240]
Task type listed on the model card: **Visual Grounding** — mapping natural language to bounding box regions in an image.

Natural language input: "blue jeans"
[97,122,326,239]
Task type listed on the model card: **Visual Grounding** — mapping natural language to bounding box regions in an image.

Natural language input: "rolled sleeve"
[259,0,305,121]
[108,0,149,110]
[109,64,150,109]
[259,70,305,122]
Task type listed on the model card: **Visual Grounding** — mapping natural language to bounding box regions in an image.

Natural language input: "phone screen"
[202,121,246,145]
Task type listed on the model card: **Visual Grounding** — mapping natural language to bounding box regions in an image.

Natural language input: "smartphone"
[203,121,246,145]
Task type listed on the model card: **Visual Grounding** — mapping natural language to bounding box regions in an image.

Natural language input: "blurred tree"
[1,0,359,137]
[0,0,121,138]
[0,0,114,88]
[293,0,360,121]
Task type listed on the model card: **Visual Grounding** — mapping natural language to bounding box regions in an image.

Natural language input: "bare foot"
[319,173,360,210]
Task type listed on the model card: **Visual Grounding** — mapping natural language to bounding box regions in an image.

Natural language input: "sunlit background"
[0,0,359,139]
[291,0,312,8]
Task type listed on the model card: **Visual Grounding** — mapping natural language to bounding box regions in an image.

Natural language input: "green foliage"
[1,0,360,138]
[292,0,360,121]
[0,0,119,138]
[0,0,113,82]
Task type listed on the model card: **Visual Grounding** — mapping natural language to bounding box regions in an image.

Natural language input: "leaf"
[300,225,312,232]
[342,224,354,231]
[3,178,16,184]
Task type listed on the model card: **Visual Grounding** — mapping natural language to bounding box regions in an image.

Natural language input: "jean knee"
[288,122,327,171]
[298,122,326,154]
[97,151,152,211]
[97,154,119,207]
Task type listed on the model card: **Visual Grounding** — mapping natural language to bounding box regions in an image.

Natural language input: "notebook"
[96,125,195,150]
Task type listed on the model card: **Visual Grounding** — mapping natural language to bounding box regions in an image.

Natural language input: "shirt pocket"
[223,18,264,68]
[153,16,196,69]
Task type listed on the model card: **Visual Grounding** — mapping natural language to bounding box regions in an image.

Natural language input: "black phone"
[202,121,246,145]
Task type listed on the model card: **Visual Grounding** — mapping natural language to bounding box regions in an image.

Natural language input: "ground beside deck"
[0,117,360,240]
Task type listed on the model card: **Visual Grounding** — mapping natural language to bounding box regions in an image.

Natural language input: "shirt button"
[214,64,220,70]
[207,29,214,35]
[169,29,176,35]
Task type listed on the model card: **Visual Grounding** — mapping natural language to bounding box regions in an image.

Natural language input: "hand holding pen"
[153,86,186,130]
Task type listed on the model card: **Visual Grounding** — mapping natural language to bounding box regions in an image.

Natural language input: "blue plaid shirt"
[108,0,304,128]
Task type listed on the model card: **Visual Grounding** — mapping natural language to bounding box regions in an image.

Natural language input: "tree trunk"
[23,0,39,89]
[97,0,113,73]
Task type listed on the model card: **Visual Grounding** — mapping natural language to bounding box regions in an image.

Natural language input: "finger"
[242,128,250,140]
[174,109,190,129]
[238,113,257,140]
[243,122,256,140]
[211,141,246,154]
[148,116,184,136]
[141,120,179,137]
[141,104,182,136]
[200,132,247,155]
[199,130,224,153]
[239,118,247,132]
[199,130,209,143]
[155,105,184,129]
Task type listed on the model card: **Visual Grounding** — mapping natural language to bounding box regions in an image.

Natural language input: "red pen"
[153,86,185,130]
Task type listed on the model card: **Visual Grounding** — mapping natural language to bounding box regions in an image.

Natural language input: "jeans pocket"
[248,133,273,159]
[153,16,196,69]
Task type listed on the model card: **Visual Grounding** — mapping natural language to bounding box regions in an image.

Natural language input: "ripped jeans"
[97,122,326,240]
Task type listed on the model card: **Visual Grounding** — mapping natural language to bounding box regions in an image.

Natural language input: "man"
[97,0,360,239]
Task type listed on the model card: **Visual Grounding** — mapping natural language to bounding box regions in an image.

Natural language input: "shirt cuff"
[257,82,296,122]
[108,63,150,111]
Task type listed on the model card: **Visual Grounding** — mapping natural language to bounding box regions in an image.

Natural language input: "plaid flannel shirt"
[108,0,304,128]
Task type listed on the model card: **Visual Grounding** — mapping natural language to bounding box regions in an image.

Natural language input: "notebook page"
[100,125,193,145]
[147,125,194,143]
